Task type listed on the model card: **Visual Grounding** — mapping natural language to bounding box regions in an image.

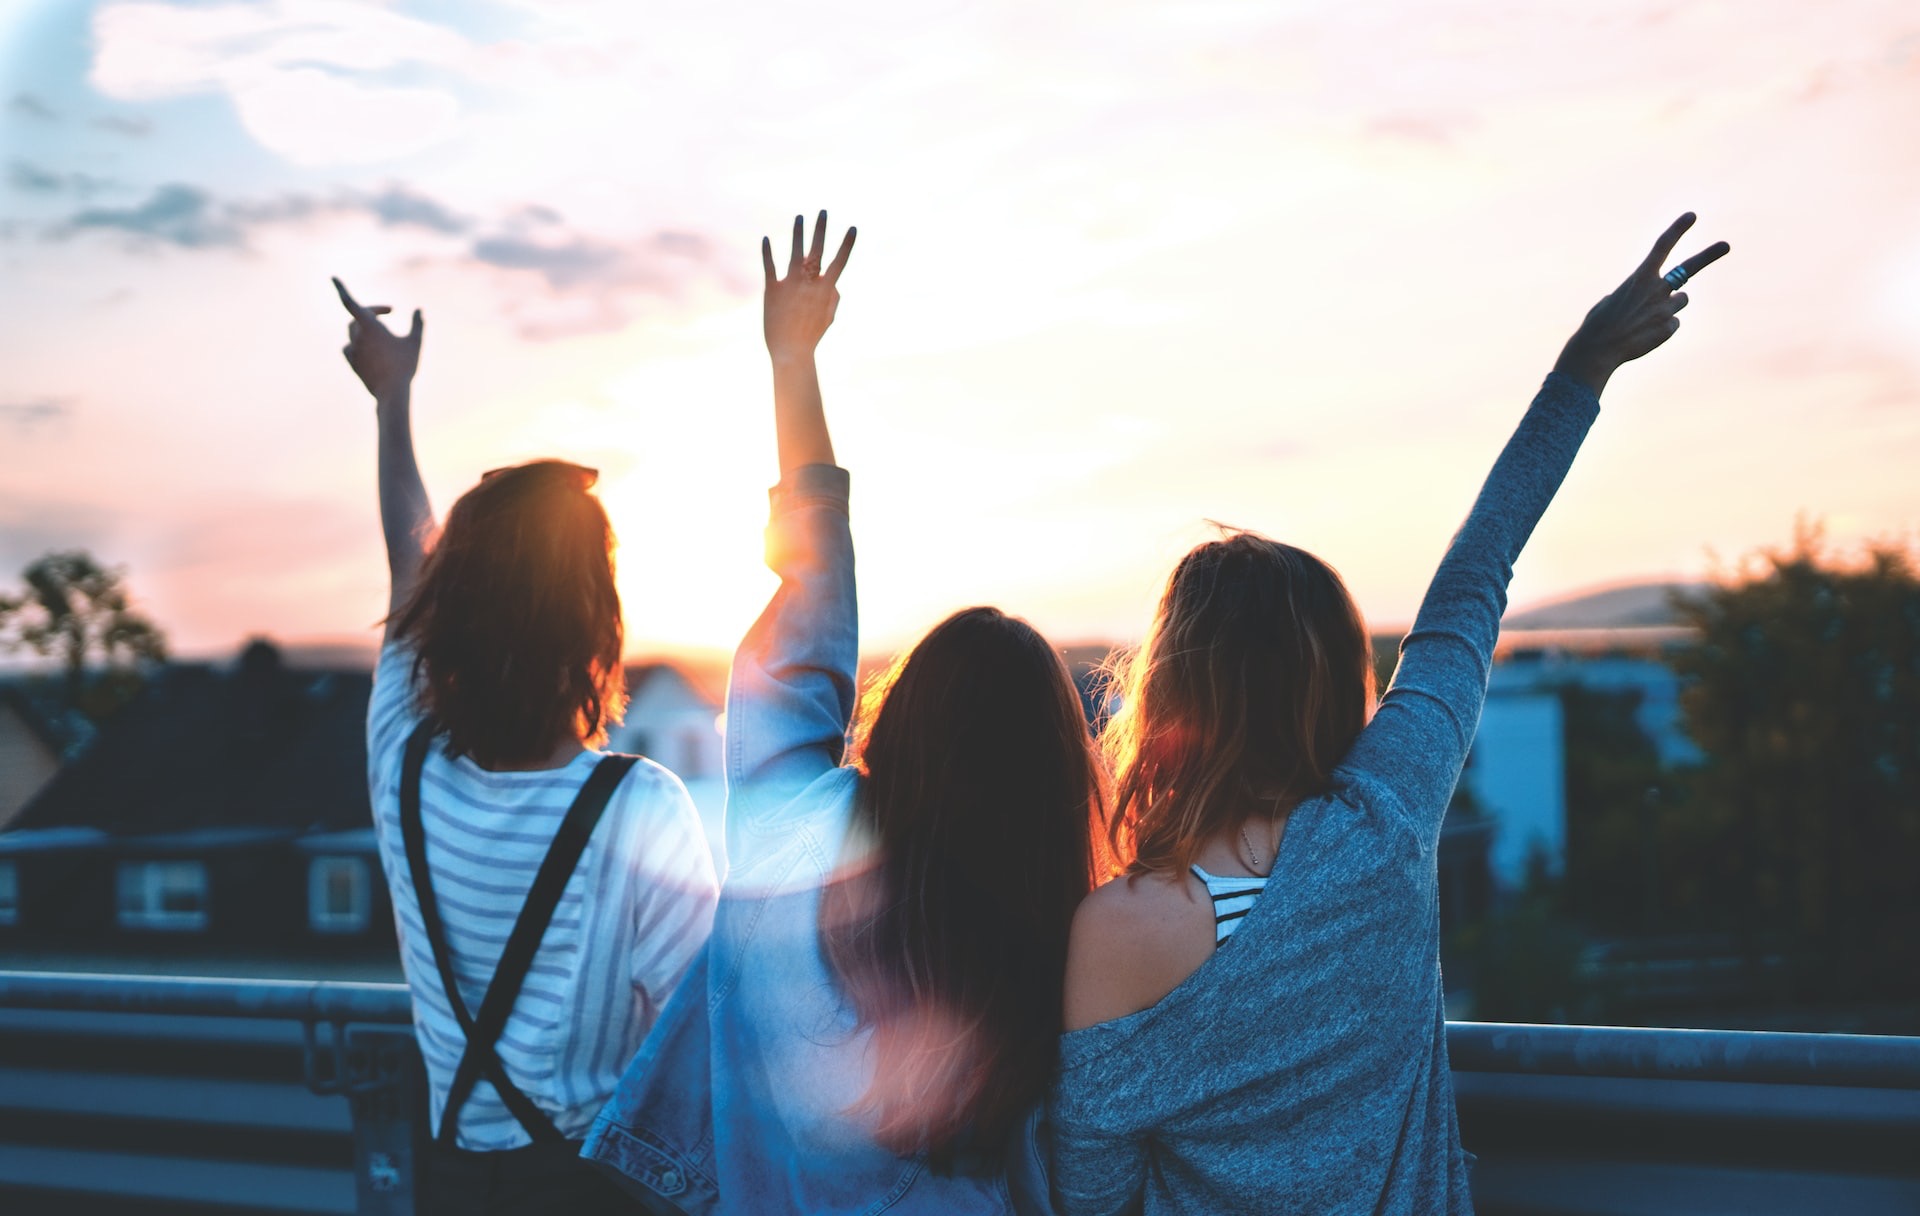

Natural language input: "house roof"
[0,684,95,759]
[10,640,373,839]
[625,657,729,710]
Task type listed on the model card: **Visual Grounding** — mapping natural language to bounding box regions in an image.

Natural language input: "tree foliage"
[0,550,167,718]
[1671,527,1920,1003]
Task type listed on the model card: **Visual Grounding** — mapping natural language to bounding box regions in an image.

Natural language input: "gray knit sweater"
[1046,373,1601,1216]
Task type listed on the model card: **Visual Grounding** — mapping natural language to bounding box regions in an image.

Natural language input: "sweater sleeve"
[722,464,859,833]
[1048,1116,1148,1216]
[1339,374,1599,854]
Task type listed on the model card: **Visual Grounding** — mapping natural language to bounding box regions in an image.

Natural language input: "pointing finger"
[825,226,857,283]
[1639,213,1697,280]
[788,214,804,274]
[331,276,371,322]
[762,236,777,286]
[409,308,424,343]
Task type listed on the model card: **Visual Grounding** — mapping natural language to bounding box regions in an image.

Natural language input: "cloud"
[469,229,733,339]
[91,1,470,166]
[0,397,74,430]
[92,114,153,138]
[8,93,57,121]
[65,185,245,249]
[53,181,470,249]
[46,175,728,336]
[358,186,469,236]
[8,160,119,196]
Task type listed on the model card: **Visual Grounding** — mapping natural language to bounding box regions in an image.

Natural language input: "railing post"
[306,1020,429,1215]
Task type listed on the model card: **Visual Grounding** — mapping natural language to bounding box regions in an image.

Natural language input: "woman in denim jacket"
[587,213,1104,1214]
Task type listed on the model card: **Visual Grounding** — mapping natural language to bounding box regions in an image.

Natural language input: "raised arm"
[763,212,855,472]
[726,214,862,830]
[1343,214,1731,851]
[334,277,431,634]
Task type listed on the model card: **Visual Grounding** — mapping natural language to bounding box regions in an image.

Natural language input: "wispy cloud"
[9,160,119,196]
[48,176,731,337]
[358,186,469,235]
[65,184,245,249]
[91,0,470,166]
[92,113,153,138]
[0,397,75,430]
[8,92,58,122]
[53,181,468,249]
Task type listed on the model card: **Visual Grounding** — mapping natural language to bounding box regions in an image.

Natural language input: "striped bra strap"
[1191,864,1270,947]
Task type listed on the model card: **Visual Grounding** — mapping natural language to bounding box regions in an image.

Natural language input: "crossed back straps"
[398,719,639,1146]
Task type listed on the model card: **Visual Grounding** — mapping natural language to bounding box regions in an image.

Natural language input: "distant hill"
[1503,581,1708,631]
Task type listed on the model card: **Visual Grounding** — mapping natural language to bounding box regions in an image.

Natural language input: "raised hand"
[762,211,856,365]
[1553,213,1730,396]
[334,276,424,402]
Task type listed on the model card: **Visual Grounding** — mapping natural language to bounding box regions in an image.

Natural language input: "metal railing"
[2,970,1918,1214]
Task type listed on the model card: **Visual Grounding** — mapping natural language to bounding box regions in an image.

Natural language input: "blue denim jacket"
[585,465,1050,1215]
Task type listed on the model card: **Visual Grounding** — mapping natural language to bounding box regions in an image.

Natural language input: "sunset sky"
[1,0,1916,661]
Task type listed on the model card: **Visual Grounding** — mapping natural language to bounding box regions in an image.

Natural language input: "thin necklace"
[1239,824,1264,872]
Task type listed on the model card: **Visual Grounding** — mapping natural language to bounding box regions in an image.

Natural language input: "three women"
[348,208,1727,1215]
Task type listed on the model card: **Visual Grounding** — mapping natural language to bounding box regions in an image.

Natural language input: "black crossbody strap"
[399,720,638,1145]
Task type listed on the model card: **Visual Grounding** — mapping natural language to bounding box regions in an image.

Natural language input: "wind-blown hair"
[821,607,1107,1163]
[1103,531,1374,876]
[392,460,626,768]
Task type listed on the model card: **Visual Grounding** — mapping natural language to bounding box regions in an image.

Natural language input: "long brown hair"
[1103,531,1374,875]
[821,607,1106,1162]
[392,460,626,768]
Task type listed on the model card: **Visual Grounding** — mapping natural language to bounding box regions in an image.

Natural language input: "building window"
[0,860,18,927]
[116,861,209,932]
[309,856,371,934]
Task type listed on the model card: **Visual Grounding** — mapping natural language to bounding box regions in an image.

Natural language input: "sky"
[0,0,1916,661]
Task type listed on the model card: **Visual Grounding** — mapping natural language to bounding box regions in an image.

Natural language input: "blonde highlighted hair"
[1102,531,1375,875]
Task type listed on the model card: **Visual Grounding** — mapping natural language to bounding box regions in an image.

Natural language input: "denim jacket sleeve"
[723,463,858,836]
[1340,373,1598,855]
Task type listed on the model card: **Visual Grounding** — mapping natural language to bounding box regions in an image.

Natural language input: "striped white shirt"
[1190,864,1270,946]
[367,642,719,1150]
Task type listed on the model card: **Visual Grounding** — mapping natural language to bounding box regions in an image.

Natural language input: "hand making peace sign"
[1554,213,1731,396]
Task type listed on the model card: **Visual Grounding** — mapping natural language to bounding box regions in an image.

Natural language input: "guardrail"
[1,971,1918,1214]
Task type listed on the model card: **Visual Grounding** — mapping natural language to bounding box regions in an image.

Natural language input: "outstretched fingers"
[762,236,777,286]
[788,214,805,275]
[1638,212,1697,281]
[825,226,857,282]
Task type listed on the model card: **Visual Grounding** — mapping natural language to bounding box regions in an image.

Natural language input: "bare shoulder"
[1063,869,1216,1032]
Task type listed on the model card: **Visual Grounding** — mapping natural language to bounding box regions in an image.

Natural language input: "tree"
[0,550,167,718]
[1671,526,1920,1006]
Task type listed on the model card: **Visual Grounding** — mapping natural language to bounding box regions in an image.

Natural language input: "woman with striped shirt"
[335,278,719,1215]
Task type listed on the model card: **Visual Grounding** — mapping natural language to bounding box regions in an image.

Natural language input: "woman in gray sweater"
[1049,214,1730,1215]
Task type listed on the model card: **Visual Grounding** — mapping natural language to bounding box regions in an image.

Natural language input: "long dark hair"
[821,607,1107,1161]
[392,459,626,768]
[1103,531,1374,875]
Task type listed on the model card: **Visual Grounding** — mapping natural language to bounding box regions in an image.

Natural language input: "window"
[309,856,371,934]
[0,860,17,927]
[116,861,209,931]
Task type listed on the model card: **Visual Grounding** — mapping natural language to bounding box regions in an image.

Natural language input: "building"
[1462,622,1700,891]
[0,685,91,836]
[0,641,393,965]
[608,658,729,864]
